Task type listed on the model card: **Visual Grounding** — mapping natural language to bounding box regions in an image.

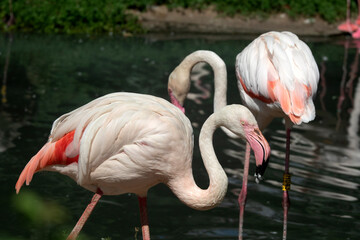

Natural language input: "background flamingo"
[236,31,319,239]
[15,92,270,240]
[168,50,270,239]
[338,0,359,33]
[338,0,360,38]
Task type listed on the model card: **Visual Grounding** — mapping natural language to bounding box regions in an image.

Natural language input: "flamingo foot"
[282,190,290,240]
[338,21,358,33]
[281,128,291,240]
[67,189,103,240]
[238,186,247,240]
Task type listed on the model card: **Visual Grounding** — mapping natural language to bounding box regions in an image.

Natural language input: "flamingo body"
[353,28,360,38]
[236,31,319,129]
[338,21,358,33]
[16,92,193,197]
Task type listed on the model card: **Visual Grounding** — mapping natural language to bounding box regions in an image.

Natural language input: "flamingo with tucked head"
[236,31,319,239]
[15,92,270,240]
[338,0,360,38]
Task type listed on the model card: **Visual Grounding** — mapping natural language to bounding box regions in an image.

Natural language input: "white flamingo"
[15,92,270,240]
[236,31,319,239]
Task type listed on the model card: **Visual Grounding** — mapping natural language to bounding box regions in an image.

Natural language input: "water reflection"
[348,72,360,149]
[0,111,22,153]
[1,34,360,240]
[187,62,212,105]
[259,38,360,202]
[0,34,23,154]
[1,34,11,104]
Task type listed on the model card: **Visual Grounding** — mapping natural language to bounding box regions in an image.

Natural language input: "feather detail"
[236,31,319,126]
[274,83,291,115]
[15,130,78,194]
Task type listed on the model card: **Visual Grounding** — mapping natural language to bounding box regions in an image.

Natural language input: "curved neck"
[167,113,228,210]
[182,51,228,112]
[180,51,238,138]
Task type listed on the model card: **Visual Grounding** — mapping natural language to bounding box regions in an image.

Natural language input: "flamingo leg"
[347,0,351,24]
[67,189,103,240]
[238,143,251,240]
[282,128,291,240]
[138,196,151,240]
[357,0,360,25]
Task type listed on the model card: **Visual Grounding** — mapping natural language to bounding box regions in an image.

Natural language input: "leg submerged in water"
[282,128,291,240]
[238,143,251,240]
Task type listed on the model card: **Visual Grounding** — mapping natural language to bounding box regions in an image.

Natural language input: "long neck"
[167,114,228,210]
[181,51,237,138]
[182,51,228,112]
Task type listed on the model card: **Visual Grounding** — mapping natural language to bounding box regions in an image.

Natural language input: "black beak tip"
[254,157,270,183]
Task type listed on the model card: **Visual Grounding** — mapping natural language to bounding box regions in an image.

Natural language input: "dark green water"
[0,33,359,240]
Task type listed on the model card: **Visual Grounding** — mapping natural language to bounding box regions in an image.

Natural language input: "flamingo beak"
[168,89,185,113]
[245,127,271,182]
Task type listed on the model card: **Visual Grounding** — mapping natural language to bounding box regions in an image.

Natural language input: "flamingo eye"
[240,120,245,125]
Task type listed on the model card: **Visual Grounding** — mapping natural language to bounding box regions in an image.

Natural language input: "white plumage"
[235,31,320,239]
[15,92,270,239]
[236,31,319,128]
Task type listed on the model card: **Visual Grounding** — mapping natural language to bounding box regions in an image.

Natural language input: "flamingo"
[15,92,270,240]
[338,0,360,34]
[236,31,319,239]
[168,50,270,239]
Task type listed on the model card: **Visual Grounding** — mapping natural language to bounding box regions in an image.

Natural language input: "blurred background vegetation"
[0,0,357,34]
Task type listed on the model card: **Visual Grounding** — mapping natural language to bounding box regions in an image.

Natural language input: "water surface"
[0,33,359,240]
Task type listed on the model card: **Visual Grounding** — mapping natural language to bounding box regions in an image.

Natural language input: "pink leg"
[138,196,151,240]
[67,189,103,240]
[238,143,251,240]
[282,128,291,240]
[347,0,351,22]
[356,0,360,25]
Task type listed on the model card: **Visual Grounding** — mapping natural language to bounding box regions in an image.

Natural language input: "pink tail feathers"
[15,143,54,193]
[269,78,314,125]
[15,130,79,194]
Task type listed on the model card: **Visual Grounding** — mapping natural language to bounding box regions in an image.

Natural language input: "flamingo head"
[243,124,271,183]
[221,105,271,182]
[168,66,191,113]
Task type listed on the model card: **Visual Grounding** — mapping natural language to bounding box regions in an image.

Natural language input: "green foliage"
[209,0,348,22]
[280,0,347,22]
[0,0,144,34]
[0,0,356,33]
[12,190,69,225]
[11,190,71,240]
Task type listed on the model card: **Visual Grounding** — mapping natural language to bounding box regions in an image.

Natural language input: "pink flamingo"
[352,28,360,38]
[15,92,270,240]
[338,0,360,33]
[168,50,270,239]
[236,31,319,239]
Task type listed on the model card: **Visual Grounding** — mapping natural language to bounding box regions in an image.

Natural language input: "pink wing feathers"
[236,31,319,125]
[15,130,79,193]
